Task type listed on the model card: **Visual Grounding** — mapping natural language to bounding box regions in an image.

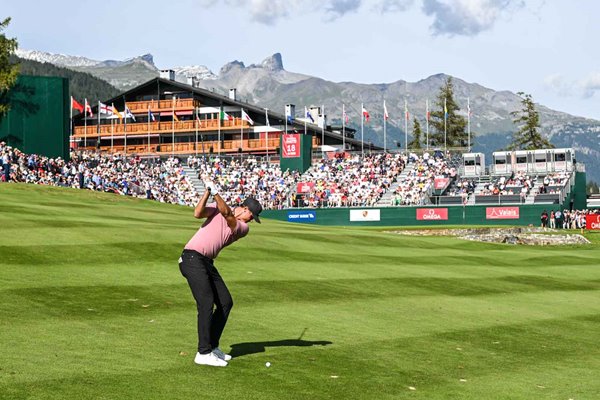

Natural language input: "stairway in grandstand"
[375,160,415,206]
[524,177,543,204]
[467,176,491,205]
[181,165,205,194]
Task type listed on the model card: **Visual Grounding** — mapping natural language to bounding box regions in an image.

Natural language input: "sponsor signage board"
[296,182,314,193]
[349,209,381,222]
[287,211,316,223]
[282,134,300,158]
[416,208,448,221]
[434,178,449,190]
[486,207,520,220]
[586,214,600,230]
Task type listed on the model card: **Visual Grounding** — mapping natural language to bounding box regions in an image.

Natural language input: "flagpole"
[426,99,429,151]
[172,97,175,157]
[321,104,325,160]
[240,108,243,155]
[404,99,408,154]
[195,107,199,156]
[84,99,88,149]
[304,107,307,136]
[147,106,151,154]
[383,100,387,153]
[111,103,114,153]
[342,104,346,152]
[467,97,471,150]
[361,103,364,158]
[124,102,127,156]
[70,96,73,149]
[97,101,101,149]
[444,97,447,152]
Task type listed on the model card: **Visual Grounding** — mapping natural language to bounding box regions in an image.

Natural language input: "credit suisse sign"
[416,208,448,221]
[586,214,600,230]
[486,207,520,220]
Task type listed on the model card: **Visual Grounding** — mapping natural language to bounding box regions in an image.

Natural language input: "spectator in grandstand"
[178,183,262,368]
[1,146,11,182]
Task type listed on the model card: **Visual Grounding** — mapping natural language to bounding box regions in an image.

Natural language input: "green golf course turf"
[1,183,599,399]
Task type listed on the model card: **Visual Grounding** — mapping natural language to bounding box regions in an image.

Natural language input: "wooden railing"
[125,98,199,113]
[77,137,319,156]
[73,118,250,137]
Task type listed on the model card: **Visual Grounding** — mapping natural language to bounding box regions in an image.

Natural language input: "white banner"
[350,209,381,222]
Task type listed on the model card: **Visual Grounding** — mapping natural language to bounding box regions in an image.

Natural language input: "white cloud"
[422,0,524,36]
[579,73,600,98]
[543,73,573,97]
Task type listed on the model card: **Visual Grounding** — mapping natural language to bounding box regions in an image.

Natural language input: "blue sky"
[4,0,600,120]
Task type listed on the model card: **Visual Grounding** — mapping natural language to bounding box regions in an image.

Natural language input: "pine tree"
[428,76,468,148]
[508,92,553,150]
[0,17,19,118]
[408,117,422,149]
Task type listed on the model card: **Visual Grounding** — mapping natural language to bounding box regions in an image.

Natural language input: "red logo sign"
[486,207,520,220]
[296,182,314,193]
[282,134,300,158]
[416,208,448,220]
[434,178,449,190]
[586,215,600,230]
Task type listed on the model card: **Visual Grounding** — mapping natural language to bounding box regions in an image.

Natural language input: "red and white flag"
[84,99,93,117]
[362,106,370,122]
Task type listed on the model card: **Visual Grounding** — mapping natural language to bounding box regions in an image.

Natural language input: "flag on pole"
[148,108,156,122]
[467,98,471,117]
[265,109,270,127]
[84,99,93,117]
[343,107,349,124]
[99,102,113,115]
[383,101,389,121]
[220,109,233,121]
[426,99,430,121]
[112,104,123,120]
[173,112,180,122]
[241,108,254,125]
[305,106,315,123]
[404,99,409,121]
[362,106,370,122]
[71,97,84,113]
[125,106,136,122]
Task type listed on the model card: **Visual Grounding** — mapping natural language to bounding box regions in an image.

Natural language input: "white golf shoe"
[194,351,228,367]
[212,347,232,361]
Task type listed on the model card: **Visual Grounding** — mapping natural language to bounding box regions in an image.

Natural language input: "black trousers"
[179,249,233,354]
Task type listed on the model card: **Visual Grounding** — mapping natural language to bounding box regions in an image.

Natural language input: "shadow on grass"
[230,339,333,358]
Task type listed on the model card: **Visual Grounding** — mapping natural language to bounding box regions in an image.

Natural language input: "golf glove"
[205,182,219,196]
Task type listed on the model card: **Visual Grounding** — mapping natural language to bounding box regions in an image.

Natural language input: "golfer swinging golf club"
[179,182,262,367]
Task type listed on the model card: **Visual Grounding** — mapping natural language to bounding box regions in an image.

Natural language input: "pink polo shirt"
[184,203,249,259]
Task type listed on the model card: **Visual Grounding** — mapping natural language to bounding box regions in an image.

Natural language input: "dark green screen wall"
[0,75,70,159]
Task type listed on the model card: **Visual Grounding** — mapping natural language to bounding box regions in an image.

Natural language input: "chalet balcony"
[125,98,200,113]
[73,118,251,138]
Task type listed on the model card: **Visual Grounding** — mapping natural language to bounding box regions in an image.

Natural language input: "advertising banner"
[416,208,448,221]
[287,211,316,223]
[282,134,300,158]
[434,178,449,190]
[486,207,520,220]
[586,214,600,230]
[296,182,314,193]
[350,209,381,222]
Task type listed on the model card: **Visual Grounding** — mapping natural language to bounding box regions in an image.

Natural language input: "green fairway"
[1,184,599,400]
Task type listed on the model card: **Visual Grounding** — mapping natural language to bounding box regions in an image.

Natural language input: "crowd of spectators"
[187,155,299,210]
[390,152,456,206]
[541,208,598,229]
[0,142,199,206]
[538,171,570,194]
[296,153,407,208]
[477,171,534,198]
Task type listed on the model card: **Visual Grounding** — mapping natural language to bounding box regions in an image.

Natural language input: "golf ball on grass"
[265,362,271,367]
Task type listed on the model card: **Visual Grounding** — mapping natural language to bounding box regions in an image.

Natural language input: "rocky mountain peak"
[219,60,246,75]
[261,53,284,71]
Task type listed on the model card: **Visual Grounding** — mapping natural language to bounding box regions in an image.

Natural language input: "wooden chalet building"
[71,72,366,158]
